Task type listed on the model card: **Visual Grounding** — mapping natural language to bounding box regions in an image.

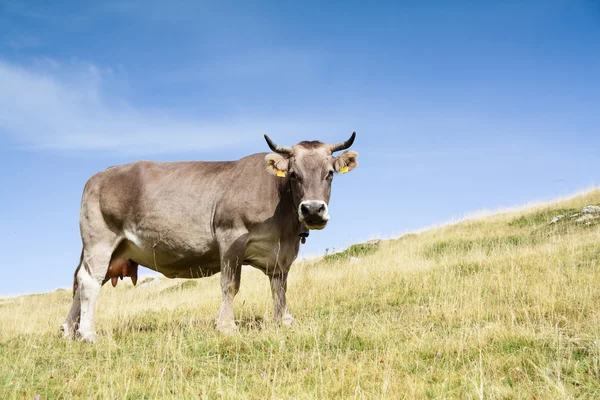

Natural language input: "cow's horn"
[264,134,292,154]
[329,132,356,153]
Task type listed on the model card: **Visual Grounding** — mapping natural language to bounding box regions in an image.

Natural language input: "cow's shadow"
[236,315,265,331]
[108,314,266,339]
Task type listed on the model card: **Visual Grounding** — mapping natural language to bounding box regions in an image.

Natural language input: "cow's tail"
[72,248,84,298]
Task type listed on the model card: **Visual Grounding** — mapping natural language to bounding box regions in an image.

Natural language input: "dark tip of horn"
[264,134,292,154]
[264,134,275,151]
[330,132,356,153]
[348,131,356,146]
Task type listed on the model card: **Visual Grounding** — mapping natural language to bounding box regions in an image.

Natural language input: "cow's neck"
[277,177,304,241]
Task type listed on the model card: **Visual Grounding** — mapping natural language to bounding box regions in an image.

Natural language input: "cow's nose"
[300,203,310,217]
[299,200,330,221]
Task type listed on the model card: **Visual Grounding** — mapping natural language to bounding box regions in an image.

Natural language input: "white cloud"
[0,59,318,155]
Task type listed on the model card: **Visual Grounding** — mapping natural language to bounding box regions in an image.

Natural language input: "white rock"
[582,205,600,214]
[575,214,599,224]
[550,215,565,224]
[350,257,361,264]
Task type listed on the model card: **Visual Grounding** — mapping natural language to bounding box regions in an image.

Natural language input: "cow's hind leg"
[62,295,81,339]
[76,237,120,343]
[61,252,83,339]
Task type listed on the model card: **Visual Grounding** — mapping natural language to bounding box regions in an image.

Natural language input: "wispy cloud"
[0,59,324,155]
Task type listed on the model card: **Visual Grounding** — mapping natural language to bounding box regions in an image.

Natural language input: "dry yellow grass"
[1,190,600,399]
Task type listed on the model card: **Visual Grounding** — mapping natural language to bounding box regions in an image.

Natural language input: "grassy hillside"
[2,190,600,399]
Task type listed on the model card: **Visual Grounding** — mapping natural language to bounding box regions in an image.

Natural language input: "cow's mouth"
[304,221,328,230]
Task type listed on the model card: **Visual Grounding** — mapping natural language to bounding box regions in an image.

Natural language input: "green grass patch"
[446,262,484,276]
[423,235,540,258]
[324,241,380,263]
[508,207,578,228]
[159,280,197,294]
[138,277,156,285]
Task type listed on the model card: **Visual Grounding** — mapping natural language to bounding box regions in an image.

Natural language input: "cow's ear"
[265,153,290,177]
[334,151,358,174]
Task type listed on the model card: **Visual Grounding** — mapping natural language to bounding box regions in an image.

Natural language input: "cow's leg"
[62,256,83,339]
[61,290,81,339]
[269,272,295,327]
[216,234,246,334]
[76,240,119,343]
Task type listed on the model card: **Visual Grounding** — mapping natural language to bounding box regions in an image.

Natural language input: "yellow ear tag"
[276,169,286,177]
[340,166,349,174]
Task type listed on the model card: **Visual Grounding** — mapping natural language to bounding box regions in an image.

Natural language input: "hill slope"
[1,190,600,399]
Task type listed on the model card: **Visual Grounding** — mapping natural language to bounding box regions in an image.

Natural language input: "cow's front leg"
[216,259,242,334]
[270,272,295,327]
[216,235,245,334]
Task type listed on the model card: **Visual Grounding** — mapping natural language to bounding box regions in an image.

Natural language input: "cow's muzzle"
[299,200,330,230]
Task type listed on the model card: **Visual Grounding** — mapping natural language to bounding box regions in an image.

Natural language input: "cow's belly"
[244,239,299,273]
[114,228,221,278]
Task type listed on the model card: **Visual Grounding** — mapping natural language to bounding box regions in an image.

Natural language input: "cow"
[61,133,359,342]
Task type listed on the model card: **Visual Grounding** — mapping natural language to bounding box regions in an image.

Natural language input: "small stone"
[550,215,565,224]
[350,257,361,264]
[575,214,599,224]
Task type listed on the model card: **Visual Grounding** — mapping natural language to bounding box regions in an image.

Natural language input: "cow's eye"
[326,170,334,180]
[290,171,301,181]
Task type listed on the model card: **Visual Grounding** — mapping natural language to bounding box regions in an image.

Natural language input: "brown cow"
[62,133,358,342]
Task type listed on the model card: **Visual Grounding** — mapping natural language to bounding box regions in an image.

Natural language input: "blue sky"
[1,0,599,296]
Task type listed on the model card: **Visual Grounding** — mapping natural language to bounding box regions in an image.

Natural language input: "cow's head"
[264,132,358,230]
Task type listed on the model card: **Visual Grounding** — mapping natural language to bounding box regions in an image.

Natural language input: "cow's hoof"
[81,334,97,344]
[281,315,296,327]
[60,323,76,340]
[77,331,97,343]
[216,322,238,335]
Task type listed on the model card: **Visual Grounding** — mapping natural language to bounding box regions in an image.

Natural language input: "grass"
[323,241,380,263]
[1,190,600,399]
[507,207,580,228]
